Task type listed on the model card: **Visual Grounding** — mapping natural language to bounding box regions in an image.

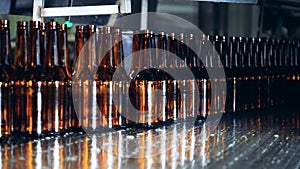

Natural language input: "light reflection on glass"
[160,126,167,169]
[35,140,42,169]
[0,110,298,168]
[171,125,178,169]
[0,145,2,169]
[200,124,207,166]
[90,134,98,169]
[180,124,186,166]
[53,139,60,169]
[146,130,153,169]
[117,131,122,169]
[107,132,113,169]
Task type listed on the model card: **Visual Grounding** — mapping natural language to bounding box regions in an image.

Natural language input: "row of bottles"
[0,19,299,140]
[0,20,75,140]
[211,36,300,112]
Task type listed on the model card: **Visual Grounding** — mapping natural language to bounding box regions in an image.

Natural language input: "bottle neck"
[0,27,12,66]
[15,26,28,68]
[85,25,96,71]
[112,31,124,69]
[139,32,153,68]
[101,29,113,68]
[46,28,59,67]
[130,32,141,73]
[156,33,168,69]
[29,27,42,67]
[73,29,85,70]
[58,28,69,68]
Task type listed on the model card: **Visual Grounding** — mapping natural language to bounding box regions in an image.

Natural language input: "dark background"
[2,0,300,40]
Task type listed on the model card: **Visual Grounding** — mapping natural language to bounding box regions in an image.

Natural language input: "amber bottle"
[0,19,14,139]
[58,23,73,131]
[13,21,28,135]
[25,21,47,136]
[72,24,95,130]
[44,22,68,134]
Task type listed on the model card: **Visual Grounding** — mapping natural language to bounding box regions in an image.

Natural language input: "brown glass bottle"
[198,35,211,118]
[0,19,14,139]
[71,25,84,129]
[58,24,73,131]
[72,25,95,130]
[133,30,156,81]
[13,21,28,135]
[166,33,181,121]
[155,32,171,122]
[25,21,46,136]
[44,21,68,134]
[84,25,101,130]
[97,27,125,81]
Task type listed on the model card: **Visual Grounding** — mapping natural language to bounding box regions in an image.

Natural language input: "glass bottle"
[71,25,84,129]
[25,20,46,136]
[198,35,210,118]
[72,24,96,130]
[136,29,156,81]
[85,25,101,130]
[237,37,248,111]
[177,33,188,119]
[130,30,154,125]
[211,35,226,114]
[58,23,73,131]
[0,19,14,139]
[44,21,68,134]
[155,32,168,122]
[14,21,28,136]
[166,32,180,121]
[111,28,125,126]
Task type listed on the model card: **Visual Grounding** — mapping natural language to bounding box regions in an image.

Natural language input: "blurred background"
[1,0,300,60]
[1,0,300,39]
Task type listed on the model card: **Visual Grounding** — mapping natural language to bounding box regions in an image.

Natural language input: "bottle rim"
[0,19,9,28]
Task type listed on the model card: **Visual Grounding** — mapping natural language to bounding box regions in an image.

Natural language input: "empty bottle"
[44,21,68,134]
[0,19,14,139]
[25,20,46,136]
[13,21,28,136]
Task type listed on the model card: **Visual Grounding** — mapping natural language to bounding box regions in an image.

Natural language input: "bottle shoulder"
[44,66,70,81]
[26,66,46,81]
[0,64,15,82]
[72,67,94,80]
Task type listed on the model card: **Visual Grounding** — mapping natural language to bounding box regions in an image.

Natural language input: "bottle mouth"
[59,24,67,31]
[40,22,46,30]
[17,21,28,28]
[104,26,111,34]
[47,21,57,30]
[85,25,96,32]
[114,28,121,34]
[0,19,9,28]
[30,20,40,29]
[76,25,84,31]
